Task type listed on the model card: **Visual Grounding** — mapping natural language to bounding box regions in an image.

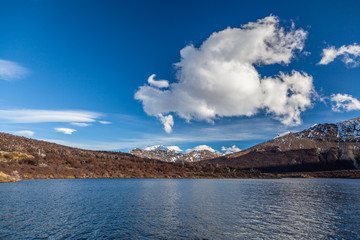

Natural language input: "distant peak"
[143,145,182,153]
[144,145,167,151]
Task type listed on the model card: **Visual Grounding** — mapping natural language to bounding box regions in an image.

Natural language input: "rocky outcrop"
[0,171,19,183]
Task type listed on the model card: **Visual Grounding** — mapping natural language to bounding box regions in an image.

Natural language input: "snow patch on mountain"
[144,145,182,152]
[129,145,220,163]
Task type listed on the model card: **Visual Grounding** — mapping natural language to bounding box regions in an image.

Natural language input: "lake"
[0,178,359,239]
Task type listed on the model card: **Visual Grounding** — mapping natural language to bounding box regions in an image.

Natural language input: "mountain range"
[1,117,360,182]
[129,145,220,163]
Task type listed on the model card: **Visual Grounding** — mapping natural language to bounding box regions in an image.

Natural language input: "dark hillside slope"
[203,117,360,174]
[0,132,261,182]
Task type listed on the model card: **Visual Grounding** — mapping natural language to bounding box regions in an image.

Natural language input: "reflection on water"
[0,178,359,239]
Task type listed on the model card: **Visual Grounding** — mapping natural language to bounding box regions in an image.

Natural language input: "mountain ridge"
[203,117,360,172]
[0,132,261,182]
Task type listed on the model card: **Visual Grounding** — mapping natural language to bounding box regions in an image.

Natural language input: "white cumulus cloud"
[55,128,77,135]
[330,93,360,112]
[0,59,28,81]
[147,74,170,88]
[221,145,241,154]
[14,130,35,137]
[319,43,360,67]
[186,145,216,153]
[135,15,313,132]
[158,114,174,133]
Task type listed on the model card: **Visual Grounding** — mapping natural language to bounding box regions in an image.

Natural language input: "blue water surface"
[0,178,359,239]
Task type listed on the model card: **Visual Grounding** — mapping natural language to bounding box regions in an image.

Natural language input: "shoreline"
[0,175,276,183]
[2,170,360,183]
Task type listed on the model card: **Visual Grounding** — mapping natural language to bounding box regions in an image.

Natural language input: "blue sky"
[1,0,360,153]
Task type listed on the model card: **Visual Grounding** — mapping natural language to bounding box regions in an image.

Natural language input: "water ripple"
[0,178,359,239]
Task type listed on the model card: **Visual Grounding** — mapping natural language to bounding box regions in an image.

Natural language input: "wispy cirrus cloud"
[14,130,35,137]
[0,109,102,123]
[71,122,91,127]
[135,15,314,133]
[43,117,291,151]
[319,43,360,67]
[42,130,263,151]
[55,128,77,135]
[0,59,29,81]
[99,120,111,124]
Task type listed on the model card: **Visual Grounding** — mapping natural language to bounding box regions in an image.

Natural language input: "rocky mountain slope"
[0,133,261,182]
[129,145,219,163]
[204,117,360,173]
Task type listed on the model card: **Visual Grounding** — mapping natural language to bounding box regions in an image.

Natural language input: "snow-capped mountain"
[144,145,173,152]
[129,145,219,163]
[230,117,360,155]
[217,117,360,170]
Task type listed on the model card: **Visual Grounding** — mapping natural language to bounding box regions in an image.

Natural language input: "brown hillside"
[203,146,356,173]
[0,132,263,182]
[203,118,360,173]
